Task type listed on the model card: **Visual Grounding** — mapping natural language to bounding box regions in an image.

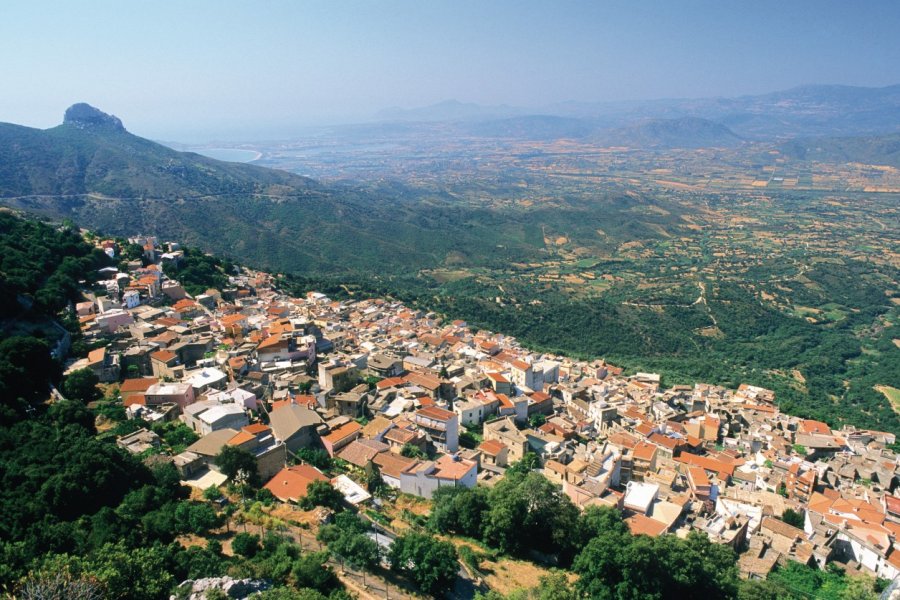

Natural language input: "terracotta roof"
[242,423,271,436]
[431,455,476,480]
[416,406,455,421]
[486,372,510,384]
[323,421,362,445]
[123,393,146,407]
[633,442,658,462]
[263,464,328,502]
[677,453,736,478]
[120,378,158,393]
[257,335,288,350]
[626,513,668,537]
[228,431,256,446]
[373,452,419,479]
[337,440,386,467]
[150,350,177,363]
[479,439,507,455]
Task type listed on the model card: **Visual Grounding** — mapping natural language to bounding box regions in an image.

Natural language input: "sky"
[2,0,900,141]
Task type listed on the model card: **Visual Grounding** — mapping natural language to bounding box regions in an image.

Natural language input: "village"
[70,235,900,590]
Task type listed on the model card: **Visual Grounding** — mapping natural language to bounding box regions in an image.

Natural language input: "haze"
[2,0,900,142]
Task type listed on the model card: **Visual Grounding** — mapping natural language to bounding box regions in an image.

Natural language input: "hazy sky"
[2,0,899,141]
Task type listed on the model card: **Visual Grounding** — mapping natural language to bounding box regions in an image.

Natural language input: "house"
[399,454,478,499]
[454,398,488,427]
[509,360,537,392]
[373,452,420,489]
[318,361,359,393]
[205,386,258,410]
[412,406,459,453]
[321,421,363,457]
[120,377,158,406]
[179,425,287,483]
[264,464,329,503]
[269,405,325,452]
[96,309,134,333]
[256,335,316,364]
[150,349,180,379]
[85,347,120,382]
[183,402,249,435]
[331,474,372,506]
[144,382,196,410]
[116,428,161,454]
[486,372,512,395]
[183,367,229,394]
[631,442,658,481]
[367,353,403,378]
[478,439,510,467]
[483,417,529,463]
[337,439,389,468]
[333,390,369,419]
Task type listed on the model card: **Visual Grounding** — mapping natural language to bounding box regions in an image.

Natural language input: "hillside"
[0,105,690,275]
[779,132,900,168]
[595,117,743,149]
[0,104,315,199]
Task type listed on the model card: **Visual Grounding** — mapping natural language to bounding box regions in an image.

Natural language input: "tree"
[301,480,344,511]
[482,471,579,558]
[17,569,105,600]
[429,486,489,539]
[215,445,261,487]
[529,414,547,428]
[291,551,339,593]
[61,368,102,404]
[329,529,380,571]
[389,532,459,596]
[781,508,805,529]
[0,336,60,419]
[203,485,223,502]
[400,443,426,459]
[572,528,739,600]
[232,532,261,558]
[296,447,333,470]
[366,462,384,494]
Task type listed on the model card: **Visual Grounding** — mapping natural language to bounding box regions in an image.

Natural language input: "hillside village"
[74,234,900,586]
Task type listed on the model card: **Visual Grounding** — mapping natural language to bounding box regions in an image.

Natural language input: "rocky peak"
[63,103,126,132]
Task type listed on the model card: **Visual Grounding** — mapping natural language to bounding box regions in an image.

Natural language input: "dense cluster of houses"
[78,236,900,581]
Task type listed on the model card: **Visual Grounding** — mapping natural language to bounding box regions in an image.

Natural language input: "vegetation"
[161,247,232,296]
[215,445,262,488]
[299,480,344,512]
[388,531,459,596]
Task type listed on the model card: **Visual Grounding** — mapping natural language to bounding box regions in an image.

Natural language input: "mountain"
[595,117,743,149]
[461,115,599,140]
[374,99,525,122]
[0,104,315,199]
[378,84,900,140]
[779,132,900,168]
[2,105,683,276]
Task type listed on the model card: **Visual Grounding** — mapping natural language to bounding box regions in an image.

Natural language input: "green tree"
[215,445,261,487]
[232,532,261,558]
[291,550,340,593]
[400,443,426,459]
[388,532,459,596]
[301,480,344,511]
[781,508,805,529]
[61,368,102,404]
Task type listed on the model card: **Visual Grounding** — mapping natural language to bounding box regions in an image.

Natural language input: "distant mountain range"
[2,105,676,275]
[374,84,900,141]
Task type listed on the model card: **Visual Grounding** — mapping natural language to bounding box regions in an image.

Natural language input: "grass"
[876,385,900,414]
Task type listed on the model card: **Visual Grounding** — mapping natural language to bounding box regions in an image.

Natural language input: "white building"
[399,454,477,499]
